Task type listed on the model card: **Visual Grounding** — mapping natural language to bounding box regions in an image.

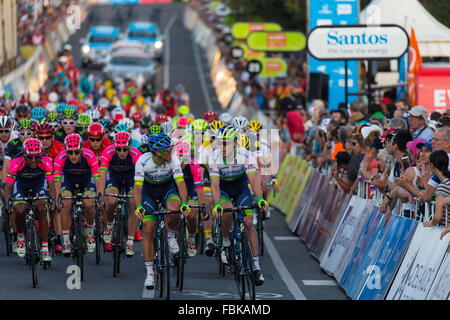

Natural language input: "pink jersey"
[53,148,101,181]
[99,145,142,173]
[6,155,54,184]
[183,157,204,190]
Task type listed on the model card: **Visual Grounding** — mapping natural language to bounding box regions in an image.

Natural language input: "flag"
[408,27,422,106]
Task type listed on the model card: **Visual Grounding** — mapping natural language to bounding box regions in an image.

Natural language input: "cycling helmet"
[56,103,68,114]
[111,108,126,124]
[232,116,249,130]
[148,134,173,152]
[47,112,58,122]
[179,105,190,116]
[0,116,13,129]
[63,105,78,119]
[209,120,225,133]
[140,116,152,128]
[248,120,262,131]
[191,119,208,132]
[114,123,131,133]
[16,105,31,118]
[119,117,134,130]
[86,108,100,122]
[18,119,34,131]
[46,103,57,113]
[174,140,191,158]
[155,113,169,124]
[37,123,55,136]
[203,111,218,123]
[49,92,58,103]
[135,96,145,106]
[131,111,144,123]
[159,121,174,136]
[216,125,239,140]
[22,138,42,156]
[64,133,83,151]
[149,124,161,135]
[114,131,131,148]
[177,117,190,129]
[98,98,109,109]
[77,114,91,127]
[101,119,113,132]
[238,134,250,150]
[87,122,105,137]
[219,112,232,124]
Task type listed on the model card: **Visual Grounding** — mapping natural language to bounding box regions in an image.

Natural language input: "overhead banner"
[426,253,450,300]
[386,225,450,300]
[307,25,409,60]
[247,32,306,52]
[231,22,282,40]
[308,0,359,110]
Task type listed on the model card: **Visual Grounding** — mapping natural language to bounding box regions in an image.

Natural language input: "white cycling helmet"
[119,117,134,130]
[86,108,100,121]
[46,103,57,113]
[0,116,13,129]
[219,112,232,124]
[30,92,40,104]
[98,98,109,108]
[232,116,249,130]
[49,92,58,103]
[160,121,174,136]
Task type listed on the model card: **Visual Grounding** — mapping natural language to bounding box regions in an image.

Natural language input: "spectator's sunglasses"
[38,135,52,141]
[115,147,130,153]
[19,131,33,137]
[25,155,42,161]
[63,120,76,126]
[67,150,82,156]
[89,137,102,143]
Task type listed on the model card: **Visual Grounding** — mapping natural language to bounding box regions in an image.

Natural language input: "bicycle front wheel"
[242,231,256,300]
[26,216,39,288]
[95,212,102,265]
[162,230,171,300]
[257,210,264,257]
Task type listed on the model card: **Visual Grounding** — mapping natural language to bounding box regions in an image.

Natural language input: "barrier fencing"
[270,155,450,300]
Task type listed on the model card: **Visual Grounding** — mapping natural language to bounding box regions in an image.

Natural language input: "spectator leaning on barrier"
[409,106,434,141]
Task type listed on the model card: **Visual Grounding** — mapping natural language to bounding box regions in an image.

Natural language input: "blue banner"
[308,0,359,110]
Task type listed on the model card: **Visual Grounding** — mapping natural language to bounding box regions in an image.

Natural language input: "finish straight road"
[0,3,348,300]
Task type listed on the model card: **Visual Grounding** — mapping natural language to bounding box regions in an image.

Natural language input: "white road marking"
[264,232,307,300]
[302,280,337,286]
[163,14,177,87]
[191,33,213,111]
[274,236,299,241]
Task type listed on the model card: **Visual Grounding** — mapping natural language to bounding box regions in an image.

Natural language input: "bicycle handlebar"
[105,193,134,199]
[189,204,206,209]
[148,209,182,215]
[60,195,97,200]
[11,196,50,202]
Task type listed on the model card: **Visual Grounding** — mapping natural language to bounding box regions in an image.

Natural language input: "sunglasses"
[38,136,52,141]
[115,147,130,153]
[25,155,42,160]
[19,131,33,137]
[89,138,102,142]
[62,121,75,126]
[0,130,11,134]
[67,150,81,155]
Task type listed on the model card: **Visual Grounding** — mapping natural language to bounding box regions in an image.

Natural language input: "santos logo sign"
[307,25,409,60]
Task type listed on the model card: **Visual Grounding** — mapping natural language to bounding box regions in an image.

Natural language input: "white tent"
[360,0,450,57]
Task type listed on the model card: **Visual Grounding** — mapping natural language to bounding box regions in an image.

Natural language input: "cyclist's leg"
[11,182,27,256]
[61,175,74,251]
[164,184,181,233]
[104,171,119,224]
[141,184,159,287]
[82,177,97,252]
[124,175,139,249]
[187,198,199,256]
[202,187,214,251]
[218,189,233,246]
[235,184,259,256]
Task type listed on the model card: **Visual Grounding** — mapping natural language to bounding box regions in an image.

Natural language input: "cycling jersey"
[180,158,204,200]
[83,137,113,163]
[100,145,142,193]
[4,138,23,160]
[54,148,100,193]
[45,140,65,161]
[134,153,184,185]
[54,127,88,144]
[0,136,15,169]
[208,147,258,181]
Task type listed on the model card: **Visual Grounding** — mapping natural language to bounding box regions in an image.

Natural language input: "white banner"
[386,224,450,300]
[426,252,450,300]
[320,196,371,276]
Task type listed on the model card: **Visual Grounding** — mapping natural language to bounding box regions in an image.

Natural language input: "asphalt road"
[0,2,348,300]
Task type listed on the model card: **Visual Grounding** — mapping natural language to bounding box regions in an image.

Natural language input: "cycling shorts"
[219,177,254,216]
[61,174,96,194]
[106,170,134,194]
[142,181,180,222]
[12,177,48,204]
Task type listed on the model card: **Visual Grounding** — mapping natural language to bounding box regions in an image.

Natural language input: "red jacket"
[83,138,113,164]
[286,110,305,144]
[46,140,65,161]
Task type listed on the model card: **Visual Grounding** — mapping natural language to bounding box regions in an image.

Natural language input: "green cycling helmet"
[217,125,239,140]
[18,119,34,131]
[191,119,208,132]
[149,124,161,135]
[63,105,78,119]
[47,112,58,122]
[77,114,91,126]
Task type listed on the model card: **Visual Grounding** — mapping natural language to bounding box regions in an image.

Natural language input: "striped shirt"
[436,178,450,226]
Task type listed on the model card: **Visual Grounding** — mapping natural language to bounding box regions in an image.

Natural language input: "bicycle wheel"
[95,211,102,265]
[242,231,256,300]
[112,214,120,277]
[26,215,38,288]
[75,214,85,282]
[257,210,264,257]
[177,218,187,291]
[154,233,163,298]
[2,210,12,256]
[231,239,245,300]
[161,229,171,300]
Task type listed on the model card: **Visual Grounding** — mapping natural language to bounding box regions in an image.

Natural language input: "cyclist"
[132,117,151,146]
[203,111,218,123]
[0,116,16,172]
[54,133,102,255]
[83,123,113,164]
[134,133,190,289]
[208,126,267,286]
[14,104,31,122]
[3,138,57,262]
[174,139,208,257]
[37,123,65,161]
[55,106,88,143]
[99,131,142,255]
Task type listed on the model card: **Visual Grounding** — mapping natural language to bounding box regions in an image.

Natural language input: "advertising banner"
[386,225,450,300]
[308,0,359,110]
[357,216,418,300]
[307,25,409,60]
[270,155,296,208]
[247,32,306,52]
[231,22,282,40]
[285,160,309,219]
[416,67,450,113]
[426,253,450,300]
[320,196,369,276]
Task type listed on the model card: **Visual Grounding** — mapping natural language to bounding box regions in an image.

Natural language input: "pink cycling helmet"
[177,117,189,129]
[22,138,42,156]
[114,131,131,148]
[174,140,191,158]
[64,133,83,151]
